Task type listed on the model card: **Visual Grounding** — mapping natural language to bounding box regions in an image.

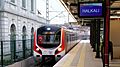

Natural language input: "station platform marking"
[63,43,84,67]
[54,40,103,67]
[54,41,87,67]
[77,43,86,67]
[53,42,82,67]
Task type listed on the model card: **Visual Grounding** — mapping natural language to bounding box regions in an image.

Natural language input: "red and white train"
[33,25,80,62]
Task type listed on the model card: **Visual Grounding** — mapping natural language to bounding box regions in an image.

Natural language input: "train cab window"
[37,34,61,48]
[37,26,61,48]
[44,35,55,42]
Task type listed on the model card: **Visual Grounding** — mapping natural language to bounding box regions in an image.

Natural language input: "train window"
[38,35,43,44]
[39,35,60,43]
[67,35,69,42]
[37,26,61,48]
[37,34,61,48]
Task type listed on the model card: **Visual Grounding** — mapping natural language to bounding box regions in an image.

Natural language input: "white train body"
[33,25,80,62]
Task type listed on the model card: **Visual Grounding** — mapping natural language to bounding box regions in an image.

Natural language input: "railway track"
[34,57,56,67]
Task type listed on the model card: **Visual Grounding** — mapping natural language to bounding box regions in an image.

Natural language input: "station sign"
[78,2,104,18]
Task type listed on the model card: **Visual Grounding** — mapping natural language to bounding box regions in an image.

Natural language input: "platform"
[7,40,120,67]
[53,40,103,67]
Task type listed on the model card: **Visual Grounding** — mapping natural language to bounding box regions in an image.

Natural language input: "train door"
[67,31,71,51]
[64,31,68,53]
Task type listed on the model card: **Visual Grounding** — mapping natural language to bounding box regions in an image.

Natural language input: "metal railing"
[0,39,34,67]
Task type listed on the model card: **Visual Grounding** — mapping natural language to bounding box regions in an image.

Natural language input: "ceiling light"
[116,11,120,14]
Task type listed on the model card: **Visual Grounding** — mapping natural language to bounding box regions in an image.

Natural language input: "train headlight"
[58,47,62,51]
[36,48,39,51]
[55,47,63,54]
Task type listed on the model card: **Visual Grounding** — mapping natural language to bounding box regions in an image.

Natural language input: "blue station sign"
[78,2,103,18]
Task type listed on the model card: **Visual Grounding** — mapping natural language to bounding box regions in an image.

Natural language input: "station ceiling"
[61,0,120,23]
[111,0,120,16]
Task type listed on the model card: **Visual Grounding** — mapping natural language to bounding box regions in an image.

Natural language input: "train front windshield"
[37,26,61,48]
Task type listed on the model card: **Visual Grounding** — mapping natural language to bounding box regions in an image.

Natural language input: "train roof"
[37,25,61,32]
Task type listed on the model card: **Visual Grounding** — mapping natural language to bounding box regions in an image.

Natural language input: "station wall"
[110,20,120,59]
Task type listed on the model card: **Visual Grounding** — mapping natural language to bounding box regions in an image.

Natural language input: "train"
[33,25,80,62]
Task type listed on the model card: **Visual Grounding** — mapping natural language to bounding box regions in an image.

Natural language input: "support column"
[90,22,92,47]
[46,0,49,24]
[93,21,97,52]
[96,19,100,58]
[104,0,110,67]
[90,20,96,52]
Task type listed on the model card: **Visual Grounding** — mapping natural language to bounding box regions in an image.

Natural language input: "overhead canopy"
[62,0,120,22]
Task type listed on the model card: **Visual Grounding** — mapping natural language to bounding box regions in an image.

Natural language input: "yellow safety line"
[77,43,86,67]
[63,42,82,67]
